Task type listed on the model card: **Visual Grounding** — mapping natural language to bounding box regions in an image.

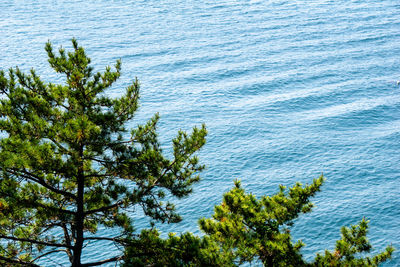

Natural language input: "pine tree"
[0,39,206,266]
[198,177,394,266]
[198,177,325,266]
[313,218,394,266]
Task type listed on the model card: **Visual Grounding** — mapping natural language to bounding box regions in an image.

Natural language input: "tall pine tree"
[0,39,206,266]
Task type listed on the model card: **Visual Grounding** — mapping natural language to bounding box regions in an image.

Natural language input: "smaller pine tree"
[199,177,325,266]
[198,177,394,266]
[314,218,394,266]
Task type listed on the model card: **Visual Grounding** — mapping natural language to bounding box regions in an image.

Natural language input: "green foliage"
[313,218,394,267]
[198,177,393,266]
[0,39,206,266]
[122,229,229,267]
[199,176,324,266]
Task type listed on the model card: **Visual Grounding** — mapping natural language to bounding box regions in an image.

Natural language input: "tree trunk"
[72,148,85,266]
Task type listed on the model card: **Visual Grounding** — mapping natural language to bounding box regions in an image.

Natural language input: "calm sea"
[1,0,400,266]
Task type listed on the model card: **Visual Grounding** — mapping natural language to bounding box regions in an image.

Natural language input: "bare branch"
[81,255,122,267]
[83,173,110,179]
[61,223,73,262]
[85,236,128,244]
[31,249,67,262]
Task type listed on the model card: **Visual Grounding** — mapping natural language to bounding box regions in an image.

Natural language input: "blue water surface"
[1,0,400,266]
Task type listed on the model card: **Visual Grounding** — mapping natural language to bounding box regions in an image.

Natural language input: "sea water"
[1,0,399,265]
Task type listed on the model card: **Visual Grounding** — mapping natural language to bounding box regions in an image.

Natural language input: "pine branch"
[26,199,75,216]
[8,169,76,200]
[0,255,40,267]
[47,136,70,155]
[84,200,124,216]
[0,190,75,217]
[0,235,72,249]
